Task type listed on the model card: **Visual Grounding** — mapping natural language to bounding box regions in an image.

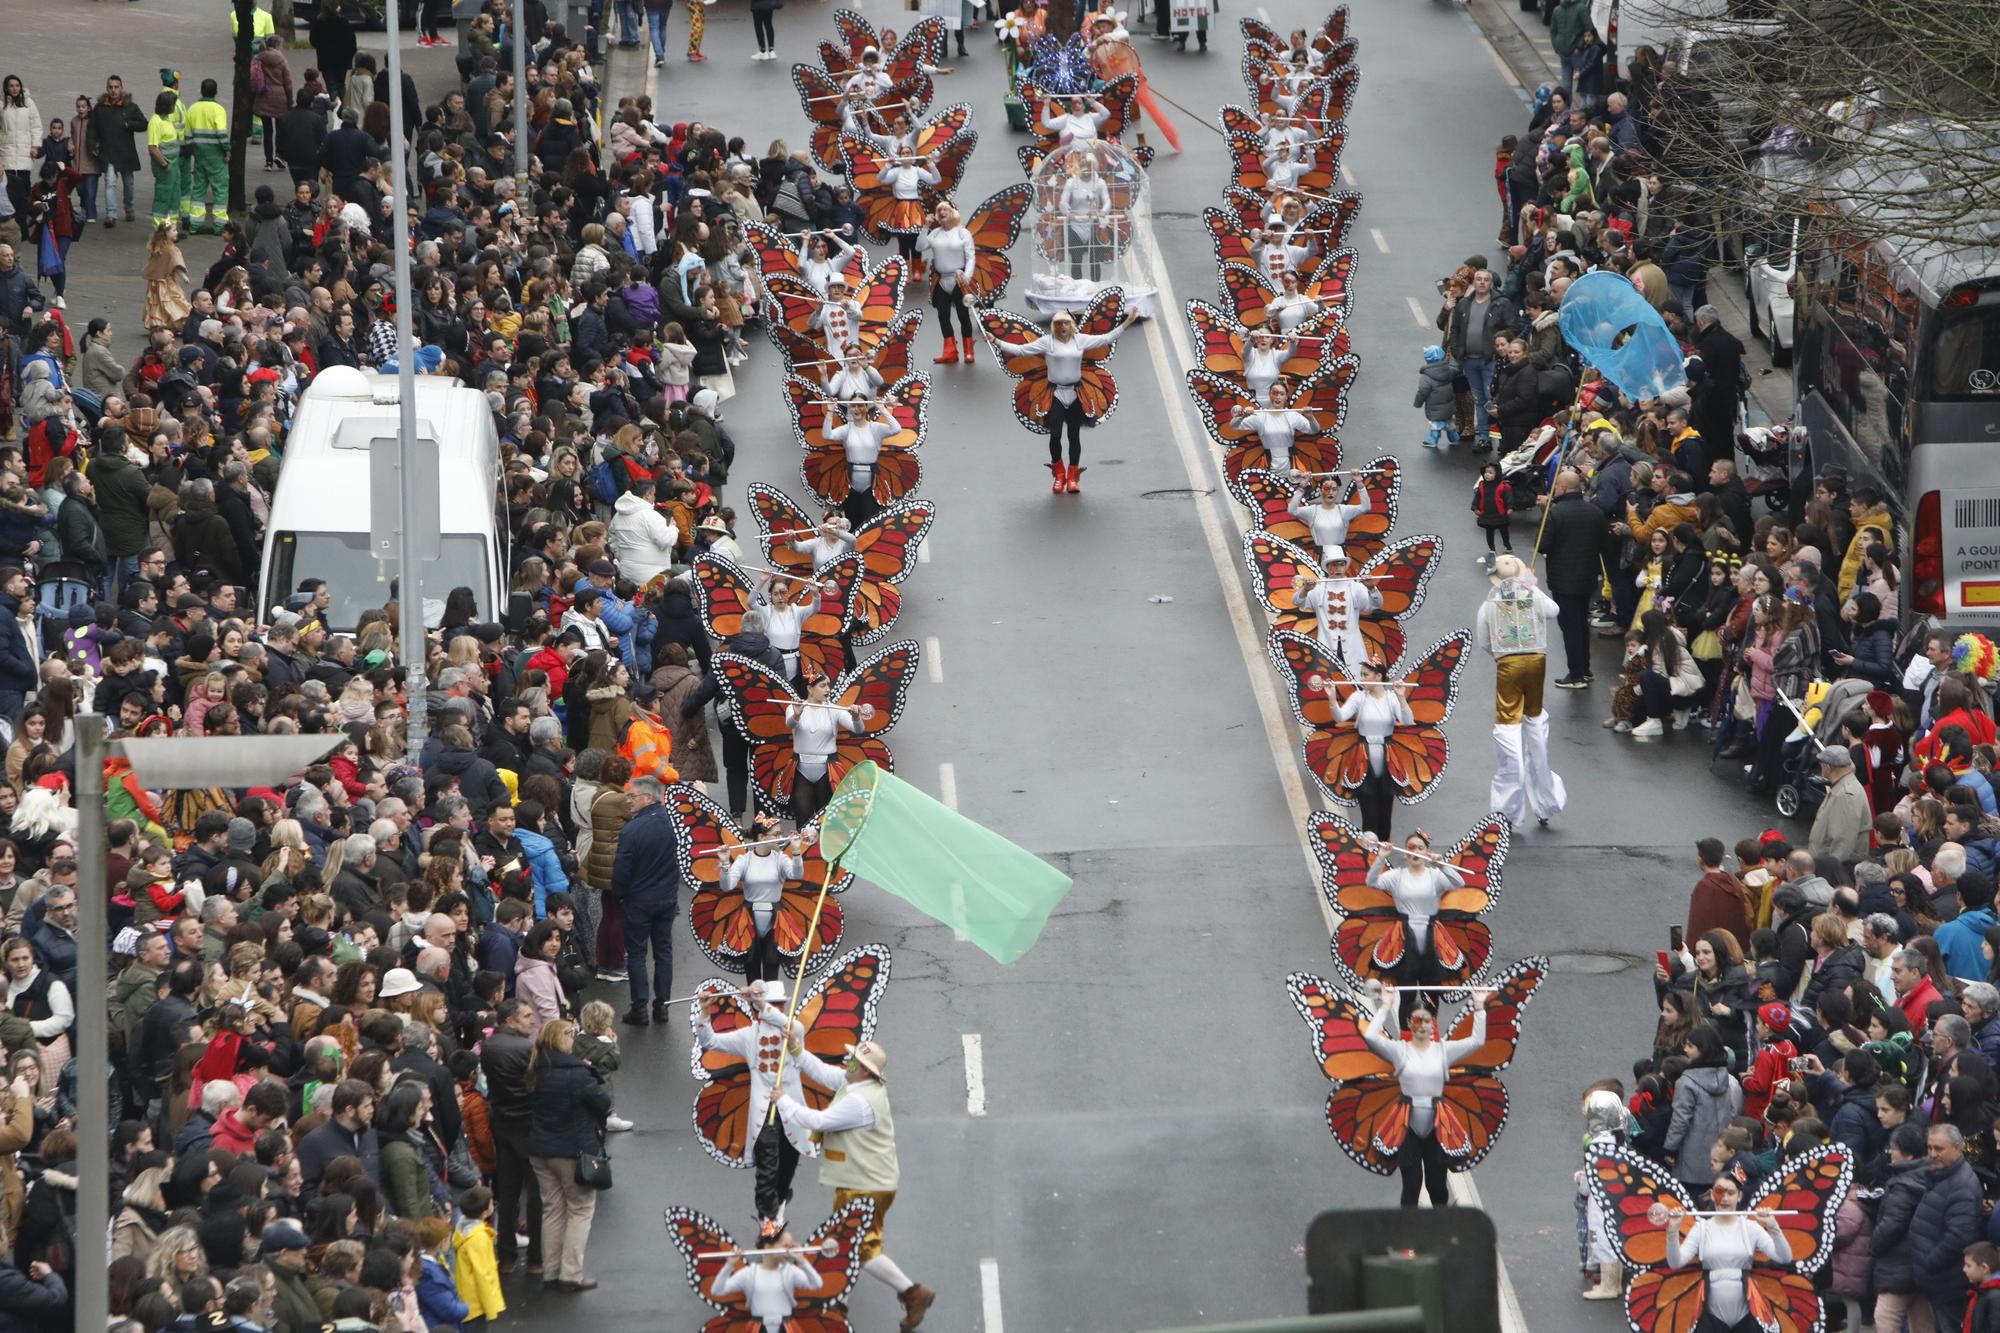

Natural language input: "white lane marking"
[1257,4,1272,19]
[1370,227,1390,254]
[1137,217,1527,1333]
[1131,232,1327,922]
[938,761,958,811]
[980,1258,1004,1332]
[926,636,944,682]
[948,883,970,942]
[1340,162,1356,186]
[962,1034,987,1115]
[918,537,932,563]
[1406,295,1429,327]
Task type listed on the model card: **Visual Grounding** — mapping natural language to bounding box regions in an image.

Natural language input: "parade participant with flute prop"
[825,398,905,525]
[711,1228,838,1329]
[1296,549,1381,667]
[787,671,874,826]
[1286,470,1374,565]
[1286,960,1549,1209]
[666,1197,879,1333]
[1228,382,1324,478]
[876,150,941,269]
[1585,1141,1853,1333]
[979,292,1141,495]
[811,275,867,358]
[719,814,812,984]
[824,348,885,402]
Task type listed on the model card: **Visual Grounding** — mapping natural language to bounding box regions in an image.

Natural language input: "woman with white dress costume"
[1660,1172,1794,1333]
[917,201,979,365]
[983,307,1141,493]
[1326,654,1407,838]
[1364,984,1491,1207]
[718,815,809,983]
[784,673,871,825]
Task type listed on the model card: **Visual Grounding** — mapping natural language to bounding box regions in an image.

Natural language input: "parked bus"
[1789,206,2000,626]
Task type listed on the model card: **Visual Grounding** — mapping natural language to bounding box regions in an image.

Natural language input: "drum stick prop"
[766,856,844,1125]
[1647,1205,1804,1223]
[735,561,835,582]
[698,1239,841,1261]
[763,527,828,539]
[693,835,799,856]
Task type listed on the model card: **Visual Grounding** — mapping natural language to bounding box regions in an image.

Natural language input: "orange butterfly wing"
[1238,16,1281,46]
[1285,972,1395,1083]
[664,1208,759,1316]
[1587,1144,1702,1271]
[712,653,800,799]
[1289,130,1345,198]
[765,276,827,342]
[1240,530,1319,637]
[1353,535,1442,669]
[1225,131,1272,193]
[1185,368,1260,450]
[788,1197,875,1315]
[691,1069,754,1166]
[962,183,1032,307]
[794,66,854,171]
[837,133,897,240]
[1438,816,1508,918]
[1748,1143,1854,1275]
[1442,956,1549,1074]
[907,102,972,160]
[1224,468,1312,549]
[1400,632,1469,728]
[869,312,920,381]
[746,483,822,576]
[1267,627,1339,731]
[1218,261,1279,328]
[1624,1269,1709,1333]
[834,639,919,739]
[671,785,760,967]
[1202,206,1260,270]
[832,7,877,57]
[1303,249,1360,318]
[855,255,908,326]
[785,375,841,454]
[889,17,946,80]
[789,945,892,1107]
[1431,1074,1509,1166]
[690,555,756,641]
[926,131,976,206]
[846,500,934,644]
[1325,1080,1406,1175]
[1308,811,1391,915]
[744,221,805,287]
[1744,1271,1824,1333]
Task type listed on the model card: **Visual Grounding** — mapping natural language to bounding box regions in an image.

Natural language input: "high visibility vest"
[619,708,680,783]
[230,5,276,37]
[186,98,229,151]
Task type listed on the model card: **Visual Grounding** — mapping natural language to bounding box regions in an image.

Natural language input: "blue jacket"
[475,922,522,993]
[1964,837,2000,883]
[516,828,570,918]
[1910,1157,1984,1300]
[596,589,654,673]
[1816,1076,1886,1166]
[0,591,36,692]
[0,1262,67,1333]
[611,800,679,905]
[1937,907,1999,981]
[416,1254,468,1332]
[527,1049,611,1158]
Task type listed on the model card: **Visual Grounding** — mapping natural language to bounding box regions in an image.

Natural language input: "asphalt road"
[28,1,1798,1328]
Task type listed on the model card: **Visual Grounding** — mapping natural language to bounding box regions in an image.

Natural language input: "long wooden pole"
[765,855,843,1125]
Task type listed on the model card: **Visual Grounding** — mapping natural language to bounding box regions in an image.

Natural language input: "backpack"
[250,57,267,96]
[587,458,620,505]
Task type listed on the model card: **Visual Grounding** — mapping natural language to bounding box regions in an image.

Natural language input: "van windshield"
[1922,303,2000,403]
[269,531,491,632]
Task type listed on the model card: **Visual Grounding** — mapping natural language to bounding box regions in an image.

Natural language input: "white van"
[259,366,505,633]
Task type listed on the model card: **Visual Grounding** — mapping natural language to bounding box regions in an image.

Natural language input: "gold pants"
[831,1187,896,1262]
[1493,652,1546,726]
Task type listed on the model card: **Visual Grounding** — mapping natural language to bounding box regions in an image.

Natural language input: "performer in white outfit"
[1058,159,1114,282]
[753,573,825,684]
[1473,553,1567,830]
[1328,656,1411,839]
[801,232,861,290]
[1229,383,1321,475]
[810,276,866,357]
[823,400,901,524]
[1361,830,1466,1017]
[712,1234,827,1332]
[784,672,871,825]
[1243,328,1299,403]
[694,980,834,1227]
[1255,224,1317,283]
[823,349,883,403]
[1365,984,1491,1207]
[1287,474,1372,565]
[917,201,979,364]
[1260,110,1309,155]
[1296,550,1380,669]
[1262,142,1306,195]
[879,155,942,267]
[1266,267,1321,333]
[842,48,892,99]
[719,816,810,983]
[984,308,1141,492]
[1660,1173,1793,1331]
[773,1040,936,1330]
[1041,95,1111,145]
[790,514,856,567]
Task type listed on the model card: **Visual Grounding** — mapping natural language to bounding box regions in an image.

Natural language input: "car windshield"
[270,530,491,631]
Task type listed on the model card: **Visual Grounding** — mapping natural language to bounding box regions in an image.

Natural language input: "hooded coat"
[1663,1064,1744,1185]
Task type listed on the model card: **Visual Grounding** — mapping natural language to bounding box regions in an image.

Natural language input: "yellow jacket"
[453,1218,506,1319]
[1839,506,1893,601]
[1626,495,1699,545]
[230,5,276,37]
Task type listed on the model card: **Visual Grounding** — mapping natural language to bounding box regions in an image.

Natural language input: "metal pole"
[386,0,429,767]
[73,714,110,1333]
[513,0,531,197]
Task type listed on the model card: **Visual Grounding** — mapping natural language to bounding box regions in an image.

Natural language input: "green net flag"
[820,762,1072,964]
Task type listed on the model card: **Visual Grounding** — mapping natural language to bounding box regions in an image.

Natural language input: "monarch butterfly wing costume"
[766,816,857,976]
[690,554,758,642]
[1184,368,1261,473]
[801,554,864,683]
[682,982,759,1165]
[788,1197,877,1316]
[765,276,829,346]
[924,131,978,210]
[790,945,892,1110]
[1226,131,1274,193]
[853,254,911,350]
[1307,810,1406,984]
[806,640,920,790]
[1270,356,1357,479]
[671,784,761,971]
[1304,248,1361,320]
[978,288,1126,432]
[796,66,856,172]
[746,483,823,577]
[662,1208,771,1329]
[1201,205,1261,271]
[1238,16,1282,47]
[839,132,901,243]
[745,221,807,289]
[1240,529,1321,638]
[961,183,1033,308]
[1378,631,1469,806]
[1285,972,1403,1172]
[1350,535,1442,677]
[1421,955,1548,1168]
[784,374,842,455]
[907,103,972,162]
[800,373,927,507]
[1268,628,1369,804]
[1290,127,1346,199]
[845,499,935,644]
[832,7,878,57]
[712,652,806,804]
[1421,815,1507,984]
[1223,468,1313,549]
[1217,261,1281,329]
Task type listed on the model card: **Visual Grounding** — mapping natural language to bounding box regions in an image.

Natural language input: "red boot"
[960,335,976,364]
[932,337,959,365]
[1049,461,1067,493]
[1065,463,1083,493]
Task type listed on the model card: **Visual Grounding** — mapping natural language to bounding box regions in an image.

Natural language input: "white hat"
[698,516,730,536]
[846,1039,887,1077]
[380,967,423,998]
[1324,547,1350,565]
[1488,553,1527,582]
[760,979,789,1004]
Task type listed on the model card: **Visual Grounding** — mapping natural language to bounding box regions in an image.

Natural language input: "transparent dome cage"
[1024,138,1156,317]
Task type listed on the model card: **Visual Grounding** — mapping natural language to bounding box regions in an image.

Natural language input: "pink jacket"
[513,954,566,1028]
[1827,1196,1873,1298]
[1742,631,1780,703]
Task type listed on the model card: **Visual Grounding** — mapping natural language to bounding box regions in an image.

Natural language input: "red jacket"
[209,1106,260,1156]
[1899,974,1944,1029]
[1741,1037,1797,1121]
[525,646,570,700]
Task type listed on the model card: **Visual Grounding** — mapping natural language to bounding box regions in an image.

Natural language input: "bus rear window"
[1923,304,2000,402]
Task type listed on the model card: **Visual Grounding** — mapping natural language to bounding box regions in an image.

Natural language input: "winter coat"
[417,1253,469,1332]
[381,1132,443,1218]
[1538,491,1607,598]
[90,450,152,556]
[1413,358,1457,420]
[1827,1196,1874,1299]
[1493,358,1544,446]
[1446,292,1518,363]
[1870,1155,1930,1293]
[1809,773,1873,868]
[1686,870,1752,953]
[429,743,511,818]
[1663,1064,1743,1185]
[1802,942,1868,1012]
[252,49,294,119]
[526,1049,610,1158]
[269,1261,321,1333]
[1470,477,1512,529]
[87,94,148,173]
[1913,1157,1985,1301]
[648,662,717,782]
[585,786,630,891]
[1549,0,1591,53]
[170,493,243,583]
[611,800,678,904]
[607,491,680,584]
[0,99,44,172]
[514,953,567,1027]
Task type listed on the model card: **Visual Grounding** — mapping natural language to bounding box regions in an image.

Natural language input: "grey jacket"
[1413,358,1458,419]
[1446,292,1518,363]
[1663,1064,1743,1185]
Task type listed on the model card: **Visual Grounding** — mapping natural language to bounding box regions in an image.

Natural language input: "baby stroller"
[1498,422,1564,506]
[1736,424,1793,513]
[1771,677,1874,819]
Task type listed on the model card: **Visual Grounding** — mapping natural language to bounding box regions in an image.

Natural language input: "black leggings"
[841,485,881,528]
[894,232,917,263]
[721,723,754,821]
[745,923,783,985]
[931,280,973,337]
[1397,1130,1449,1207]
[753,1117,800,1222]
[791,768,833,828]
[260,115,278,164]
[1633,669,1674,724]
[1046,397,1087,465]
[1483,522,1513,551]
[752,8,775,48]
[1067,233,1107,281]
[1353,767,1394,840]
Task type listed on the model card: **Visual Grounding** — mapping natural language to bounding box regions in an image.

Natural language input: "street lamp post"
[514,0,531,197]
[385,0,431,768]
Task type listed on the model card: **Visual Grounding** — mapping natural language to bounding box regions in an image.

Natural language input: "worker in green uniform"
[157,69,189,226]
[229,2,276,39]
[146,89,184,228]
[184,78,230,233]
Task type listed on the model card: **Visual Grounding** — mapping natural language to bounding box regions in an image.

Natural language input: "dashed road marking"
[1370,227,1390,254]
[1407,295,1429,327]
[980,1258,1004,1332]
[962,1034,987,1115]
[926,637,944,682]
[938,761,958,811]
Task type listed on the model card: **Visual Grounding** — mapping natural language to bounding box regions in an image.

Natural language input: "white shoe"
[606,1114,635,1132]
[1630,718,1664,738]
[1612,720,1633,733]
[1671,709,1690,730]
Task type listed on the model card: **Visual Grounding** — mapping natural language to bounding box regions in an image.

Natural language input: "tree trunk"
[272,0,297,43]
[229,0,257,217]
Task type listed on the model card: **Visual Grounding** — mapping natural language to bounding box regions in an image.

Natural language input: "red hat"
[33,773,67,790]
[1867,690,1894,717]
[1758,1002,1791,1031]
[1758,828,1787,848]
